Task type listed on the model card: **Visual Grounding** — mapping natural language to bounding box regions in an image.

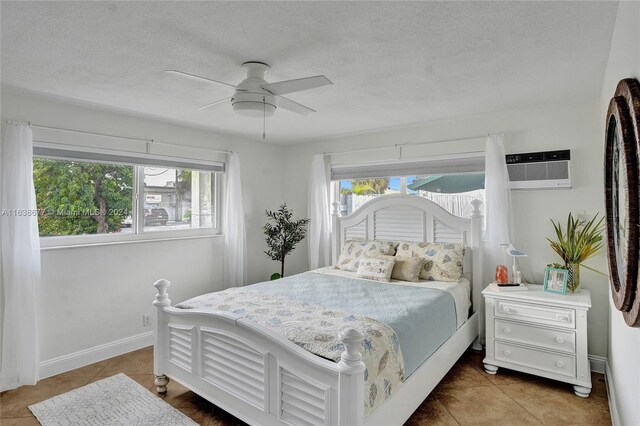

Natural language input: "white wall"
[0,87,285,364]
[282,99,609,359]
[600,2,640,425]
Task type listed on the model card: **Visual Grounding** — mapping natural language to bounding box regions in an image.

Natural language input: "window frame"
[35,155,223,249]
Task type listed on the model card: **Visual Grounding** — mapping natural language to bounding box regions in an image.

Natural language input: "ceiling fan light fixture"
[232,91,276,117]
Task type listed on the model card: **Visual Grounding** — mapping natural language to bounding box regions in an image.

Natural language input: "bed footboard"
[153,279,366,426]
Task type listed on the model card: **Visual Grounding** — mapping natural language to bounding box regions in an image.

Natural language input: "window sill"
[40,231,223,251]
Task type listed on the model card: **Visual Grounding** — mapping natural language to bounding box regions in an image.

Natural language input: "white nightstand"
[482,284,592,397]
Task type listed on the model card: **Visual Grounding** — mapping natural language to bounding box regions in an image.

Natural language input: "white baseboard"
[39,331,154,380]
[605,360,621,426]
[588,354,606,374]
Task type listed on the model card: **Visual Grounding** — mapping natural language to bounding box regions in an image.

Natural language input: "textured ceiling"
[1,1,618,144]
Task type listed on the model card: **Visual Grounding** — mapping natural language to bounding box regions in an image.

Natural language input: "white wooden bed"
[153,194,484,425]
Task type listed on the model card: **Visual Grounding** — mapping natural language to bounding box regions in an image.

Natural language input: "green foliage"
[547,213,605,274]
[341,178,389,195]
[263,204,310,278]
[270,273,282,281]
[34,158,133,236]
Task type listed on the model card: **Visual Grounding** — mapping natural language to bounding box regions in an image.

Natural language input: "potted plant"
[547,213,605,293]
[263,204,310,279]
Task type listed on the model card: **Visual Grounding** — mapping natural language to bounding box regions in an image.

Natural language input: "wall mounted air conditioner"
[506,150,571,189]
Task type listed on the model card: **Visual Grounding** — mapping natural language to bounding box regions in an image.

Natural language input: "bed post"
[337,328,365,426]
[153,279,171,393]
[332,200,341,266]
[470,199,484,350]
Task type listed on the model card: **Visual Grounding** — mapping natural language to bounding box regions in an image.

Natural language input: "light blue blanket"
[250,271,456,377]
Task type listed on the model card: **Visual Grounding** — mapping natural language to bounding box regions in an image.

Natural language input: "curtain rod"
[323,133,500,157]
[26,122,234,155]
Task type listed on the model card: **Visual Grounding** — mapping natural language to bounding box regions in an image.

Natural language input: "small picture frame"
[544,267,569,295]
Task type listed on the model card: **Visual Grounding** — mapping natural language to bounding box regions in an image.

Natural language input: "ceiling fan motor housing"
[232,61,276,117]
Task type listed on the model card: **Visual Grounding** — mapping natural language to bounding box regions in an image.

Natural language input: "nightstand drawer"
[495,319,576,353]
[495,300,575,329]
[495,342,576,378]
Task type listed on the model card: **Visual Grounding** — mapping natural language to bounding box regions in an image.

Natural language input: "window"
[330,154,486,218]
[33,154,222,242]
[34,158,135,237]
[142,167,217,232]
[334,174,485,218]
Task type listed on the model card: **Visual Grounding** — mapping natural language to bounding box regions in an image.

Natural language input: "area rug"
[29,373,198,425]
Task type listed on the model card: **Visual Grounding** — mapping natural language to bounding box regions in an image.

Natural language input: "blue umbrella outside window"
[407,174,485,194]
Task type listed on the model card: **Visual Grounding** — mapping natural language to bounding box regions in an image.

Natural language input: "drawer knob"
[555,337,565,344]
[503,350,511,357]
[556,314,568,321]
[503,307,512,313]
[503,328,511,335]
[556,361,565,368]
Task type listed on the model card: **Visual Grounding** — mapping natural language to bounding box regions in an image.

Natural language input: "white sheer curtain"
[308,154,331,269]
[483,134,514,284]
[223,152,247,287]
[1,122,41,391]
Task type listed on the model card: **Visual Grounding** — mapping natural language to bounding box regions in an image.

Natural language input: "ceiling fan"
[166,61,332,118]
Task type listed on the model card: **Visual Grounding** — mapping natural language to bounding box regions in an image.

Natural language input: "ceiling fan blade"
[197,97,232,110]
[165,70,242,90]
[276,95,316,115]
[262,75,332,95]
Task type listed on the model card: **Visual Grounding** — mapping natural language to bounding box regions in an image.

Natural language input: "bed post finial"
[337,328,365,425]
[153,279,171,307]
[338,328,364,366]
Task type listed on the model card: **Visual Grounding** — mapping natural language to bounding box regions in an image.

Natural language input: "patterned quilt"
[177,287,404,414]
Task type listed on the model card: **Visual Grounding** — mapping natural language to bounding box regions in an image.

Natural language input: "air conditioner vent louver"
[506,150,571,189]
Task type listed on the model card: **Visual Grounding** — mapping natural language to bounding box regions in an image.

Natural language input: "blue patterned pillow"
[412,242,465,281]
[335,240,396,271]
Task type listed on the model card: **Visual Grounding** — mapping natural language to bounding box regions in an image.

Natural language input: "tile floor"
[0,347,611,425]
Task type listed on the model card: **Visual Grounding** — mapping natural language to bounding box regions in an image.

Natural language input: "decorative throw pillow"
[391,256,425,282]
[356,257,396,282]
[412,242,465,282]
[395,241,414,257]
[335,240,396,271]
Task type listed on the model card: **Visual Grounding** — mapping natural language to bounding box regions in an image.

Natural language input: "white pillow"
[356,257,396,282]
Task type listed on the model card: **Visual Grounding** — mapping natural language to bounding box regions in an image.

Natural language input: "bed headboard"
[331,194,485,344]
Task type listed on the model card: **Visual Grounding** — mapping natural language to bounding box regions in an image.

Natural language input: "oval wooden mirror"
[604,78,640,327]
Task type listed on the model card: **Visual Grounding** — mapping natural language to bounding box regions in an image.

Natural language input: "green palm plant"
[547,213,605,292]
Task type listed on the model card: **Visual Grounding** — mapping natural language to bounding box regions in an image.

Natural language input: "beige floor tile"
[154,379,206,409]
[405,394,460,426]
[0,345,611,426]
[90,373,156,390]
[497,379,611,425]
[0,376,92,418]
[437,361,494,390]
[481,367,551,386]
[436,385,543,426]
[177,403,215,426]
[0,417,41,426]
[208,405,250,426]
[93,346,154,377]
